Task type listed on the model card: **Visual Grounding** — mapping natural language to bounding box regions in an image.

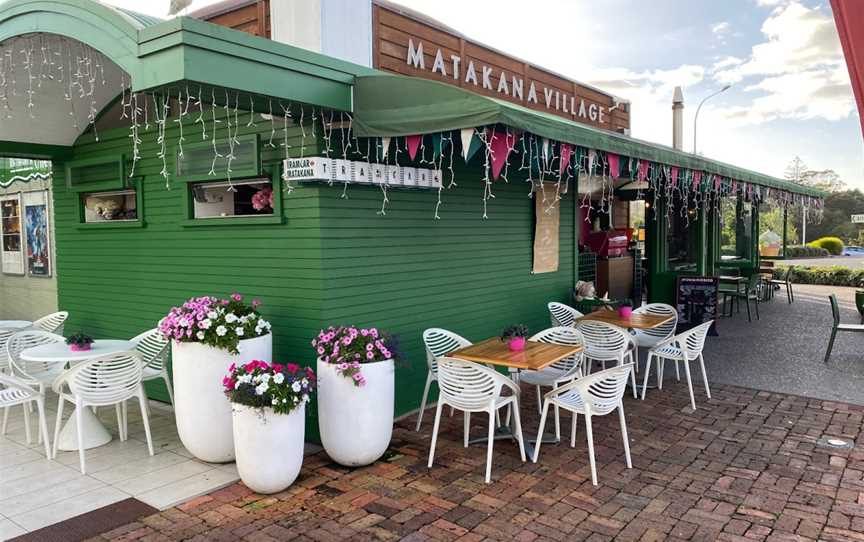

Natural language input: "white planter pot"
[317,358,394,467]
[233,403,305,494]
[172,333,272,463]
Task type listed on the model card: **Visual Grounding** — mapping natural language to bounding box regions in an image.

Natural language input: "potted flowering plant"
[500,324,528,352]
[618,299,634,319]
[312,326,398,466]
[224,360,314,494]
[66,333,94,352]
[158,293,272,463]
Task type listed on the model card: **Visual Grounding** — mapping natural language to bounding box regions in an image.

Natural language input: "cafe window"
[190,178,274,219]
[81,189,138,223]
[1,195,24,274]
[666,194,698,272]
[720,197,752,261]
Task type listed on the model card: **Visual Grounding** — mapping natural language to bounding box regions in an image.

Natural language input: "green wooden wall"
[52,110,577,439]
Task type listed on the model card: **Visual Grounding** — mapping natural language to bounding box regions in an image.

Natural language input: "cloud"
[711,1,853,126]
[711,21,730,36]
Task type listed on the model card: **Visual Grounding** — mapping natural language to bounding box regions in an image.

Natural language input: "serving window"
[81,189,138,223]
[190,178,274,219]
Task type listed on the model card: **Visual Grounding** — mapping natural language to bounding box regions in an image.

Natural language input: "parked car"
[843,246,864,256]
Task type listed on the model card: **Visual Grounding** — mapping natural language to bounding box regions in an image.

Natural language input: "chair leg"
[463,411,470,448]
[658,358,665,390]
[570,412,578,448]
[36,397,51,460]
[535,385,542,415]
[511,401,526,462]
[683,358,696,411]
[744,297,752,322]
[138,390,154,456]
[824,328,837,363]
[789,282,794,303]
[698,354,711,400]
[52,395,65,459]
[115,404,125,441]
[75,398,86,474]
[163,372,175,406]
[674,359,680,381]
[22,401,31,444]
[641,353,653,400]
[415,372,433,431]
[485,410,495,484]
[552,383,561,440]
[754,296,760,320]
[585,413,597,486]
[427,402,444,469]
[618,402,632,469]
[1,405,9,435]
[532,400,551,463]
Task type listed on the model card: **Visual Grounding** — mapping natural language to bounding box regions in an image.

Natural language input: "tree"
[784,156,807,183]
[806,189,864,244]
[799,169,846,193]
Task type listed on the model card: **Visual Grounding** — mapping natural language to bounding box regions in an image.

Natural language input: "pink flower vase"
[70,343,91,352]
[618,306,633,319]
[507,337,526,352]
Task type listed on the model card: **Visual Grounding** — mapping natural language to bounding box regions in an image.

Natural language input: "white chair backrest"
[422,328,471,374]
[578,363,633,415]
[0,328,16,363]
[58,351,144,406]
[677,321,713,359]
[633,303,678,340]
[436,357,507,411]
[32,311,68,335]
[6,330,65,378]
[548,302,583,327]
[577,320,629,361]
[131,329,169,371]
[529,326,585,374]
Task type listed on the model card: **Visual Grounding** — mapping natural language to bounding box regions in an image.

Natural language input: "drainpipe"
[672,86,684,151]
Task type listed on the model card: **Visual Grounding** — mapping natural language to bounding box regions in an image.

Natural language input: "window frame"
[65,156,126,193]
[180,165,283,227]
[75,178,145,230]
[174,134,261,184]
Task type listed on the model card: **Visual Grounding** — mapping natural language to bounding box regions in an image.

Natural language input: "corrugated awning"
[352,74,826,199]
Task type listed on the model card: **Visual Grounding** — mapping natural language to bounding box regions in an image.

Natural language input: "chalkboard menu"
[675,276,718,334]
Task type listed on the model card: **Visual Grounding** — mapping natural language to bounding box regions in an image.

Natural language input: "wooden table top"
[575,309,675,330]
[449,337,582,371]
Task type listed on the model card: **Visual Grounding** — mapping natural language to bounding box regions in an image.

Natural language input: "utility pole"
[786,156,807,244]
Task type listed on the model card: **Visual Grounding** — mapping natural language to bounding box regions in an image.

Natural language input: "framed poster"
[24,190,50,277]
[532,183,560,274]
[675,276,718,335]
[0,194,24,275]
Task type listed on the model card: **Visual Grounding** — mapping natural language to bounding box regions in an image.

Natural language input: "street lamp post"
[693,84,731,154]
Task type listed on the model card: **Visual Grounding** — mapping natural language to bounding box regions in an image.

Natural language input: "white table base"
[56,407,113,451]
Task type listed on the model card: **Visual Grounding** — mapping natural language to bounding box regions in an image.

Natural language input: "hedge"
[774,265,864,287]
[785,245,830,258]
[807,236,845,255]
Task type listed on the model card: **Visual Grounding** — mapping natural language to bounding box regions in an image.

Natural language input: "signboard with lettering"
[372,3,630,132]
[852,214,864,223]
[675,276,718,335]
[283,157,442,189]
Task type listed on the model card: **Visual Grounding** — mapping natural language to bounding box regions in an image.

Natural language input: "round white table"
[21,340,136,452]
[0,320,32,330]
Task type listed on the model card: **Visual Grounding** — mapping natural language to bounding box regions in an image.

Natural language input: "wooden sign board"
[675,276,718,335]
[372,2,630,132]
[533,184,560,274]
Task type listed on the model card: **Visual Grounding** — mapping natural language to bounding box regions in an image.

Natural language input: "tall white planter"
[172,333,272,463]
[233,403,305,494]
[317,358,394,467]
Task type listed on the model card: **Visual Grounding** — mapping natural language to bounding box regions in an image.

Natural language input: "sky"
[101,0,864,189]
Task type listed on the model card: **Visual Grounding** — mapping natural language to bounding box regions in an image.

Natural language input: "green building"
[0,0,823,432]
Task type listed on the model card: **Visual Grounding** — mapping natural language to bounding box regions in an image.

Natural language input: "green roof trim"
[353,74,825,198]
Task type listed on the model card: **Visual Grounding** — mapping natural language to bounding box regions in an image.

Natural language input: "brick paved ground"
[87,379,864,542]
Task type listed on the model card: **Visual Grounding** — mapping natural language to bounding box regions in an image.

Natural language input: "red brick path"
[88,381,864,541]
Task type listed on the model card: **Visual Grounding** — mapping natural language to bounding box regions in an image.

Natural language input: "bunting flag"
[607,153,620,178]
[541,138,550,166]
[488,128,517,180]
[430,133,443,160]
[461,128,482,162]
[380,136,391,159]
[637,160,649,181]
[559,143,573,176]
[692,170,702,189]
[714,175,721,190]
[670,166,679,187]
[405,135,422,161]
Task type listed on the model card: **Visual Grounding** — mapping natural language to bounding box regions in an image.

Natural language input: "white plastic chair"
[520,327,585,439]
[131,329,173,405]
[548,302,583,327]
[31,311,69,336]
[417,328,471,431]
[532,363,634,486]
[641,321,713,411]
[0,374,51,458]
[577,320,638,398]
[0,327,16,373]
[631,303,678,377]
[52,351,153,474]
[428,357,526,483]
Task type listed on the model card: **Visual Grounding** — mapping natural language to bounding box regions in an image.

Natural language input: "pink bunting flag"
[488,128,517,180]
[692,171,702,189]
[670,167,679,187]
[559,143,573,176]
[714,175,721,190]
[731,180,738,193]
[637,160,649,181]
[607,153,620,178]
[405,135,422,161]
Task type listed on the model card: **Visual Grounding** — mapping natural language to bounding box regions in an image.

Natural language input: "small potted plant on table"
[224,360,314,494]
[501,324,529,352]
[313,326,398,467]
[618,299,634,319]
[66,333,94,352]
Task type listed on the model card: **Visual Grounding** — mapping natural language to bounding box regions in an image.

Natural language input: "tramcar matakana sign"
[852,214,864,223]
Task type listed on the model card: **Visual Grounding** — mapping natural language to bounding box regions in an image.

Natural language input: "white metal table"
[0,320,32,330]
[21,340,136,451]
